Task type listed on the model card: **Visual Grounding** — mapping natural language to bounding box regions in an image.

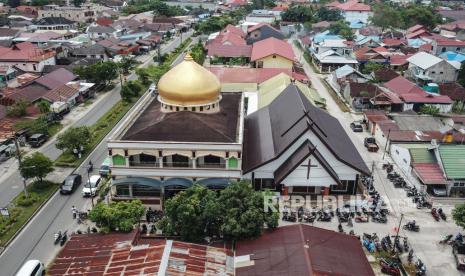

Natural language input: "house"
[245,12,277,24]
[250,37,294,69]
[406,51,459,84]
[42,81,94,107]
[372,68,399,82]
[438,83,465,107]
[97,38,140,55]
[439,20,465,40]
[389,54,411,70]
[432,39,465,56]
[0,42,56,73]
[382,38,406,50]
[97,0,127,11]
[30,17,76,31]
[206,25,252,61]
[384,76,453,113]
[68,44,110,61]
[34,68,77,90]
[37,4,106,23]
[328,65,369,93]
[312,38,353,56]
[242,84,370,195]
[312,21,332,32]
[246,23,284,45]
[328,0,372,23]
[439,51,465,64]
[354,34,381,49]
[343,82,380,110]
[0,66,16,88]
[354,46,389,65]
[313,50,358,73]
[86,25,117,40]
[236,224,374,276]
[0,28,20,41]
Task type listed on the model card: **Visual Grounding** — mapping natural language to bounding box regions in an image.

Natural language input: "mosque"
[106,53,369,207]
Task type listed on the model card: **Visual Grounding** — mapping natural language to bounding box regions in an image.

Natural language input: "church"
[105,53,369,207]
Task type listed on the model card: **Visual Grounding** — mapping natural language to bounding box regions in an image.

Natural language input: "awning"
[197,178,230,189]
[163,178,193,188]
[412,163,449,185]
[111,177,162,189]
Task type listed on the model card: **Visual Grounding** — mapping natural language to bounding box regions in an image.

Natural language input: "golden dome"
[158,53,221,106]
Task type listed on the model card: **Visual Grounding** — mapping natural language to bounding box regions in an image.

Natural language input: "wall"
[257,55,293,69]
[0,56,56,73]
[343,11,373,24]
[425,61,459,83]
[390,144,412,175]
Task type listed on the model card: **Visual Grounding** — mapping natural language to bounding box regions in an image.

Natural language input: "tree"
[329,20,355,40]
[73,0,84,7]
[20,152,54,183]
[9,0,20,8]
[118,56,136,74]
[316,7,342,22]
[7,98,29,117]
[281,5,313,23]
[219,181,278,241]
[56,126,92,153]
[74,61,118,86]
[37,100,50,114]
[362,61,384,74]
[31,0,49,5]
[458,63,465,87]
[120,81,143,102]
[158,185,222,242]
[453,203,465,228]
[89,200,145,232]
[419,105,440,115]
[190,42,206,65]
[370,3,402,30]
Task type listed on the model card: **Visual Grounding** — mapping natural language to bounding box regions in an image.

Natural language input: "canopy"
[163,178,193,188]
[111,177,162,189]
[197,178,230,189]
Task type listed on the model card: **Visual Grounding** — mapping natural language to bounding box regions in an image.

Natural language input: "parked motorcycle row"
[53,230,68,247]
[431,207,447,222]
[363,232,426,275]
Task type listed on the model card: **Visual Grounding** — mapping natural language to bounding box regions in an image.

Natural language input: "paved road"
[292,39,463,276]
[0,32,192,276]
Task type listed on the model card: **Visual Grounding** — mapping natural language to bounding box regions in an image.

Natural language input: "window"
[457,48,461,51]
[440,72,444,74]
[431,71,435,74]
[116,185,130,196]
[31,264,41,276]
[442,47,447,53]
[272,55,276,58]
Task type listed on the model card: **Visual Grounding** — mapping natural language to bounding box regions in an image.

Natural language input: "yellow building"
[250,37,295,69]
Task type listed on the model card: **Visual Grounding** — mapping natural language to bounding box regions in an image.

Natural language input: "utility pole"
[13,135,28,198]
[393,213,404,254]
[382,129,391,160]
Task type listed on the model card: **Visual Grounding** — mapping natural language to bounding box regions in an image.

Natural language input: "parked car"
[82,175,102,197]
[350,121,363,132]
[99,157,111,177]
[364,137,379,152]
[15,259,45,276]
[28,134,48,148]
[60,174,82,195]
[432,186,447,197]
[454,242,465,271]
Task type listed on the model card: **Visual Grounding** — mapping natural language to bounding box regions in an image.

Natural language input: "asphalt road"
[0,32,192,276]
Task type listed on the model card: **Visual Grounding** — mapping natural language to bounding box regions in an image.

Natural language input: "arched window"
[196,154,226,169]
[129,153,157,167]
[228,157,238,169]
[163,154,190,168]
[112,154,126,166]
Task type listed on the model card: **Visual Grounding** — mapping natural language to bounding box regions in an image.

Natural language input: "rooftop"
[121,93,242,143]
[250,37,294,62]
[438,145,465,179]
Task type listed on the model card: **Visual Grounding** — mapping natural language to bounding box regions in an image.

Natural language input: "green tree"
[158,185,222,242]
[31,0,49,5]
[194,15,236,34]
[453,203,465,228]
[56,126,92,153]
[7,98,29,117]
[20,152,54,183]
[190,42,206,65]
[419,105,440,115]
[118,56,136,74]
[281,5,313,23]
[136,68,151,85]
[37,100,50,114]
[370,3,403,30]
[74,61,118,86]
[400,5,441,30]
[362,61,384,74]
[89,200,145,232]
[316,7,342,22]
[219,181,278,241]
[329,20,355,40]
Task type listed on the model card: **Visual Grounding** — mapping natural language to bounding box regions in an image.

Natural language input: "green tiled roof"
[409,148,436,164]
[438,145,465,179]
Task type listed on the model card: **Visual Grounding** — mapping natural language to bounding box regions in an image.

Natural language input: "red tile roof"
[419,43,433,53]
[0,42,56,62]
[405,29,431,39]
[413,163,448,185]
[207,44,252,58]
[384,76,453,104]
[439,83,465,101]
[96,17,113,26]
[209,67,307,83]
[236,224,374,276]
[407,24,425,34]
[250,37,294,61]
[382,38,406,47]
[247,22,280,33]
[43,84,79,102]
[35,68,77,90]
[389,54,411,66]
[329,0,371,11]
[436,39,465,46]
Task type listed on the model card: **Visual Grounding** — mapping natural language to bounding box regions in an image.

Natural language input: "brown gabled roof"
[242,84,370,175]
[236,224,375,276]
[348,82,379,98]
[438,83,465,102]
[35,68,77,90]
[42,84,79,102]
[373,68,399,82]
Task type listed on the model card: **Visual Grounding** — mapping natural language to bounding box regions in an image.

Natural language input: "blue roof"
[349,20,365,29]
[334,65,355,78]
[355,35,380,45]
[163,178,193,188]
[407,39,427,48]
[439,51,465,63]
[313,30,342,44]
[111,177,162,189]
[197,178,231,189]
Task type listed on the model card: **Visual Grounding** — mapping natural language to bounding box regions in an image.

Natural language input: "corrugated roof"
[410,148,436,164]
[413,163,448,185]
[250,37,294,61]
[438,145,465,179]
[407,52,442,70]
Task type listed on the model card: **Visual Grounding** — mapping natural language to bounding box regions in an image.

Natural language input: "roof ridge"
[191,113,235,142]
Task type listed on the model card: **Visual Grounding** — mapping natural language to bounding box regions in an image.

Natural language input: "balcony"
[129,161,158,167]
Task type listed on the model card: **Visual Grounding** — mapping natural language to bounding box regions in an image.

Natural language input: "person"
[88,160,93,172]
[72,206,77,219]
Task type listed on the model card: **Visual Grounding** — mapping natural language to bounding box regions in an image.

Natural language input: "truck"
[50,101,70,116]
[364,137,379,152]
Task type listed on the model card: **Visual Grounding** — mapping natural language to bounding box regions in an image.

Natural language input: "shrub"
[15,193,39,207]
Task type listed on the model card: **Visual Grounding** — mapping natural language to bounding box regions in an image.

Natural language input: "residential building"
[439,20,465,40]
[246,23,284,45]
[343,82,380,110]
[42,81,94,107]
[86,24,117,40]
[68,44,110,61]
[250,37,294,69]
[354,46,389,65]
[242,84,370,195]
[30,17,76,31]
[328,0,373,23]
[236,224,374,276]
[328,65,369,93]
[312,50,358,73]
[432,39,465,56]
[37,4,107,23]
[406,51,459,84]
[0,42,56,73]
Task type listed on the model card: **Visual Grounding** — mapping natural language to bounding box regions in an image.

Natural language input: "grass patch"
[320,77,351,113]
[47,122,63,137]
[0,181,58,247]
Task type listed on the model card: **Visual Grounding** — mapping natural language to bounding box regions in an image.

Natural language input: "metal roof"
[438,145,465,180]
[409,148,436,164]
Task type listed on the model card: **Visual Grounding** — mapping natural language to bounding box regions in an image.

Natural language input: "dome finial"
[184,53,193,61]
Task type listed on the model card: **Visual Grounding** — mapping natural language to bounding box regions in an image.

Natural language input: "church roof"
[242,84,370,175]
[121,93,241,143]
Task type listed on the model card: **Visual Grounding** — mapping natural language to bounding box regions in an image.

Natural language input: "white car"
[16,260,45,276]
[82,175,101,197]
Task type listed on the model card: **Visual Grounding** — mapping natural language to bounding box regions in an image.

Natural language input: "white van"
[16,260,45,276]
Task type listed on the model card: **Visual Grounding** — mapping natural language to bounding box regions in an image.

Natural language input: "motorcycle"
[379,258,400,276]
[408,249,414,264]
[403,221,420,232]
[54,231,62,245]
[282,211,297,222]
[60,230,68,246]
[303,214,316,223]
[403,237,409,252]
[141,224,148,235]
[372,213,388,223]
[394,236,403,253]
[416,259,426,276]
[438,208,447,221]
[355,215,369,223]
[317,211,332,222]
[431,208,440,222]
[338,223,344,233]
[439,234,453,244]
